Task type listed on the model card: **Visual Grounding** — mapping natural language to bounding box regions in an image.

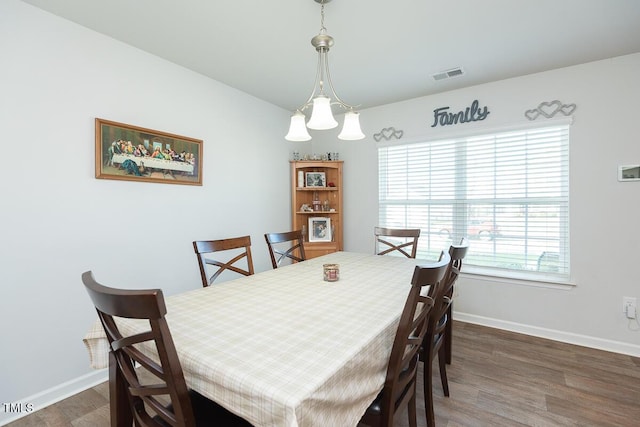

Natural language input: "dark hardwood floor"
[7,322,640,426]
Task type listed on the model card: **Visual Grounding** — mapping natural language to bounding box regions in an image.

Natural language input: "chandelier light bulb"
[307,96,338,130]
[338,111,365,140]
[285,111,312,141]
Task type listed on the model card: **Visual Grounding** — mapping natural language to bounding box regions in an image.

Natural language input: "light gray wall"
[314,53,640,355]
[0,0,299,418]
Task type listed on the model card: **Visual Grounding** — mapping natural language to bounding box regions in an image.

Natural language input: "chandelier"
[285,0,365,141]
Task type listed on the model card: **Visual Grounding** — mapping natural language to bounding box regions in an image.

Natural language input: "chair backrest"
[425,240,469,353]
[377,254,450,425]
[81,271,195,427]
[443,239,469,302]
[374,227,421,258]
[264,230,306,269]
[193,236,254,287]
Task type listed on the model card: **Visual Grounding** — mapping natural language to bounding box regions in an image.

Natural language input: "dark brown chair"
[264,230,306,269]
[193,236,254,287]
[360,254,450,427]
[420,241,469,427]
[81,271,252,427]
[444,239,469,365]
[375,227,421,258]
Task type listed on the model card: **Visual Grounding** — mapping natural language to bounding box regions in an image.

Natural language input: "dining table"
[83,251,431,427]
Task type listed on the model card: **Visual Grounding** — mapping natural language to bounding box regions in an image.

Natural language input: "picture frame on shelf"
[95,118,203,186]
[308,217,332,242]
[305,172,326,187]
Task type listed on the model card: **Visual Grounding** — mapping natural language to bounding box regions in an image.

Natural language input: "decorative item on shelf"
[327,182,336,187]
[300,203,313,212]
[309,217,332,242]
[292,151,301,160]
[524,100,577,121]
[312,191,321,212]
[323,263,340,282]
[298,170,305,188]
[373,127,404,142]
[301,153,340,161]
[306,171,326,187]
[284,0,365,142]
[323,200,330,211]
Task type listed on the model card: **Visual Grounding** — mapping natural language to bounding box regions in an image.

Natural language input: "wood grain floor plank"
[450,370,549,411]
[542,379,640,423]
[475,390,577,427]
[563,371,640,406]
[545,394,638,427]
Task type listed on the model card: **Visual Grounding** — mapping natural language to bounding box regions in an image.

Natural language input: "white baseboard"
[455,312,640,357]
[0,369,108,426]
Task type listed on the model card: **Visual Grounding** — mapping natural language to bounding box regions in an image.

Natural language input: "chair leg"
[445,306,453,365]
[109,352,132,427]
[423,355,436,427]
[408,385,418,427]
[438,346,450,397]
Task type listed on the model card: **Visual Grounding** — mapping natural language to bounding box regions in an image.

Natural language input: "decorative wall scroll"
[373,127,404,142]
[431,99,490,128]
[524,100,576,121]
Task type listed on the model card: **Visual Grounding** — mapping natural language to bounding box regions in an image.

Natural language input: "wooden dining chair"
[360,254,450,427]
[193,236,254,287]
[374,227,421,258]
[81,271,253,427]
[420,241,469,427]
[264,230,306,269]
[444,238,469,365]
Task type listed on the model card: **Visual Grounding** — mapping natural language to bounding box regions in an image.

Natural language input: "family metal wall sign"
[431,99,490,128]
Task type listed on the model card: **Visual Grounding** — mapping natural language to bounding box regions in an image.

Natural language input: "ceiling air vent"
[432,67,464,81]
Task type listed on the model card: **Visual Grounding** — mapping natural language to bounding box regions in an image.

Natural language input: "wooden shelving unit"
[290,160,343,259]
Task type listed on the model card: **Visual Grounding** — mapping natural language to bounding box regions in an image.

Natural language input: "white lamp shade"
[338,111,365,140]
[306,96,338,130]
[285,112,312,141]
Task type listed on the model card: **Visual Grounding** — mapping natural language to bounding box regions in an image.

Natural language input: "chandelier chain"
[320,3,326,33]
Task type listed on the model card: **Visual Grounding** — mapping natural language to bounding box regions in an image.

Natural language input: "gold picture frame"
[95,118,203,186]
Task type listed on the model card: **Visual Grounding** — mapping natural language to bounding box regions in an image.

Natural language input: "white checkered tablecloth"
[83,251,429,427]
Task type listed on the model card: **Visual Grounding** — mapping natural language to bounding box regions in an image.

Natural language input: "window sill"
[462,266,576,290]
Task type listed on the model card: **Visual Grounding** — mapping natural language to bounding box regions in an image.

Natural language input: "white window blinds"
[378,123,570,280]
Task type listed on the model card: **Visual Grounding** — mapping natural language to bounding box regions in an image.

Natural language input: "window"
[378,123,569,281]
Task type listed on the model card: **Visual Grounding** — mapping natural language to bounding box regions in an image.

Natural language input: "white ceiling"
[21,0,640,112]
